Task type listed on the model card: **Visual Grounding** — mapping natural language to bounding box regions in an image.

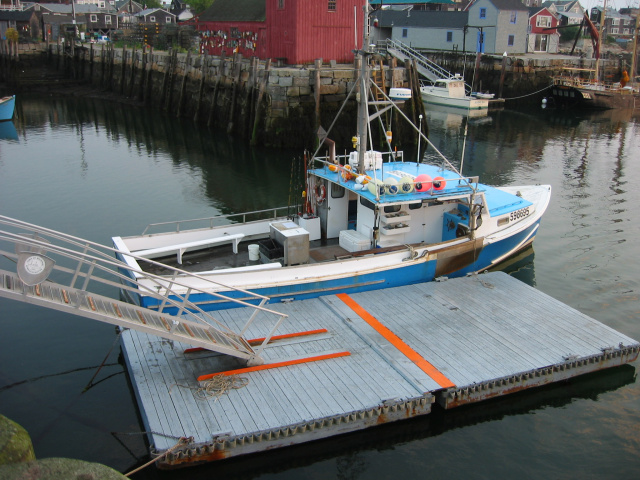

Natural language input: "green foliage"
[145,0,163,7]
[5,27,19,42]
[559,25,580,42]
[189,0,216,14]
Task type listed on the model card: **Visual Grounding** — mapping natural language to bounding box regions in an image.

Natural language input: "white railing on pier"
[385,39,472,94]
[0,215,288,366]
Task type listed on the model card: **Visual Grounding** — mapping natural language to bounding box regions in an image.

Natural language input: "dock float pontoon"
[120,272,639,468]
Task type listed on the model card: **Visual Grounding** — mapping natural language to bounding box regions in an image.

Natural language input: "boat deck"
[120,272,639,468]
[139,238,348,275]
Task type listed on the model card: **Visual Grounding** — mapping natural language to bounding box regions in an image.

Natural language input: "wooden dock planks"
[119,272,639,467]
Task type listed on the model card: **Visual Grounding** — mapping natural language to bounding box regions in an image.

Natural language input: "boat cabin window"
[408,202,422,210]
[435,81,447,88]
[383,205,401,213]
[360,197,375,210]
[331,184,345,198]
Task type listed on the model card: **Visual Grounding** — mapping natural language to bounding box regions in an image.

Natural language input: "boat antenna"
[459,117,469,177]
[416,115,423,162]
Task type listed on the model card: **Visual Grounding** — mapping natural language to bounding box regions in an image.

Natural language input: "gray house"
[373,10,470,52]
[465,0,529,54]
[373,0,529,55]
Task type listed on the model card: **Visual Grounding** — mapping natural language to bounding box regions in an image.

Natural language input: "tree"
[189,0,216,14]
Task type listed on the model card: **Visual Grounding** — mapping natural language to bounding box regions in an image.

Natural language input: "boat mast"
[630,10,639,86]
[594,0,607,82]
[356,2,372,176]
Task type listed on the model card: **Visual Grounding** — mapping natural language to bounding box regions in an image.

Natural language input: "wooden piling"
[250,58,271,145]
[177,50,191,117]
[193,53,208,122]
[128,46,137,98]
[314,58,322,136]
[120,45,127,94]
[226,53,242,134]
[207,51,225,128]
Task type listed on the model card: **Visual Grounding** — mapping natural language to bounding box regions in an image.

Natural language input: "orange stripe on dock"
[336,293,455,389]
[197,351,350,382]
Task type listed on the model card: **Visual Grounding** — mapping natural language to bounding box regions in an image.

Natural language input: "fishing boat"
[549,7,639,109]
[420,75,490,110]
[113,5,551,314]
[0,95,15,122]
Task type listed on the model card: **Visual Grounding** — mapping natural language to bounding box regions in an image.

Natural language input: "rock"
[0,414,36,464]
[0,458,127,479]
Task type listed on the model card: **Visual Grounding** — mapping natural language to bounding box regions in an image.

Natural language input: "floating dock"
[120,272,639,468]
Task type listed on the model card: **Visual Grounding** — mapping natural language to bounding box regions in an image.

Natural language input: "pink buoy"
[433,176,446,191]
[415,174,432,192]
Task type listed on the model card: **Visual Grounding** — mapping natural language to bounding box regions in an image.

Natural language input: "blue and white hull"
[114,182,549,314]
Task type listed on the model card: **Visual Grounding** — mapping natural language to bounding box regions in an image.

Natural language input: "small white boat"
[420,75,489,110]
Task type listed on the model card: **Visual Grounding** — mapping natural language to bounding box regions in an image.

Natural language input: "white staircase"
[385,39,472,94]
[0,215,288,366]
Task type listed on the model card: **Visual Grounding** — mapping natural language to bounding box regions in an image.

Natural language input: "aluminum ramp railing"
[385,39,472,94]
[0,270,254,360]
[0,215,288,366]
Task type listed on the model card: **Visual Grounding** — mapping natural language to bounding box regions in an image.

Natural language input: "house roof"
[198,0,266,23]
[370,0,455,4]
[26,4,117,14]
[556,11,583,20]
[376,9,468,29]
[528,6,555,17]
[137,8,175,17]
[0,11,35,21]
[482,0,529,12]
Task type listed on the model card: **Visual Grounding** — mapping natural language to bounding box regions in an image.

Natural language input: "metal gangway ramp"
[0,215,287,366]
[385,38,472,93]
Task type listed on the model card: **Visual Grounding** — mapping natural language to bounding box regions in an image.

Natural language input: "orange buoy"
[433,176,446,191]
[415,174,432,192]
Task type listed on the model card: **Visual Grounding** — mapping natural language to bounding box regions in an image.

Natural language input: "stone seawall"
[2,43,624,148]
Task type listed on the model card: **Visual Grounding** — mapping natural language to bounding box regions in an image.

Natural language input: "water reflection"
[0,120,18,141]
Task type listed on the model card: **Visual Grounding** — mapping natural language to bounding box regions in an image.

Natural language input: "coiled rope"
[170,374,250,401]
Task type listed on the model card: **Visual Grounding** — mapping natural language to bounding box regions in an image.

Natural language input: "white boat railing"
[140,206,291,235]
[0,215,289,365]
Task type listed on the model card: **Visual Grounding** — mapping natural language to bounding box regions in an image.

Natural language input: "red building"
[527,7,560,53]
[195,0,366,64]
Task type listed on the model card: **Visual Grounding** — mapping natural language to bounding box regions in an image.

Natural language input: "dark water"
[1,96,639,479]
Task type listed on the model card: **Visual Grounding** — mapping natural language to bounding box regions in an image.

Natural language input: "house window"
[402,28,408,38]
[536,16,551,28]
[90,14,97,22]
[150,16,155,22]
[166,16,172,23]
[612,19,619,25]
[278,0,284,9]
[624,28,629,35]
[510,11,517,23]
[479,8,486,19]
[99,1,105,7]
[611,28,618,34]
[508,34,514,46]
[105,15,111,24]
[328,0,336,12]
[446,31,453,42]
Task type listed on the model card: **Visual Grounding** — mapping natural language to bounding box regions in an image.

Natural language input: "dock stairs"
[0,215,287,366]
[384,39,472,94]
